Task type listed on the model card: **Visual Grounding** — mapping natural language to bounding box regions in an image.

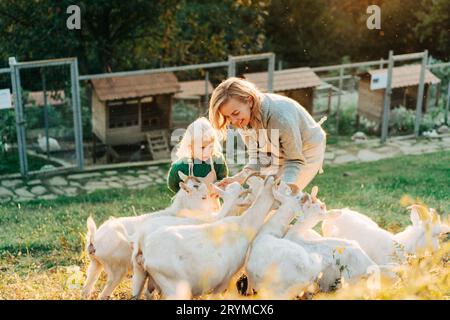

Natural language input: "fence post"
[381,50,394,143]
[71,58,84,170]
[268,53,275,93]
[228,55,236,78]
[41,69,50,159]
[414,50,428,138]
[9,57,28,176]
[445,82,450,126]
[336,65,344,135]
[203,70,209,115]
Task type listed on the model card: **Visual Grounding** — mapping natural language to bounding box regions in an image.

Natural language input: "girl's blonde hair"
[175,117,222,160]
[208,77,263,139]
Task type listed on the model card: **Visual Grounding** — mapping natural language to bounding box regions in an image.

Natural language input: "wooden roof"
[26,90,65,106]
[174,80,214,100]
[368,65,441,89]
[243,67,322,92]
[91,72,180,101]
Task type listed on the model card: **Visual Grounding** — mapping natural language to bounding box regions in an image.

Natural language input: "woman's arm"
[268,113,306,185]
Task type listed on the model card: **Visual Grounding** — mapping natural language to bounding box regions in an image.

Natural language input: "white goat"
[246,182,323,299]
[138,176,277,298]
[130,181,252,299]
[393,205,450,255]
[82,171,219,299]
[284,186,324,240]
[322,205,450,265]
[283,188,390,292]
[242,173,265,203]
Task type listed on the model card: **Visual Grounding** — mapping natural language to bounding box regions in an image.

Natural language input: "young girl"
[167,117,229,193]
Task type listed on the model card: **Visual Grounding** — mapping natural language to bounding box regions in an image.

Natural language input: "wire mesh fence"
[1,52,449,176]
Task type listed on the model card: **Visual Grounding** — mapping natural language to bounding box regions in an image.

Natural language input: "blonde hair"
[208,77,263,139]
[175,117,222,160]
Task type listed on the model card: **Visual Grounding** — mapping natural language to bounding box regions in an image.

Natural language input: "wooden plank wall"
[357,78,384,122]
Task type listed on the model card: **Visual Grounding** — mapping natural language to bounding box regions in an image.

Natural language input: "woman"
[209,77,326,191]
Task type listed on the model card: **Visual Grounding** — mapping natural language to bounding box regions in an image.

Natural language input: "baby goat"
[82,171,218,299]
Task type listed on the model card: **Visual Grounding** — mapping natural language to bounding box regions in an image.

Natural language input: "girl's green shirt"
[167,154,229,193]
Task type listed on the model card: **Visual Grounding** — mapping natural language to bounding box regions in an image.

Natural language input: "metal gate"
[9,57,84,177]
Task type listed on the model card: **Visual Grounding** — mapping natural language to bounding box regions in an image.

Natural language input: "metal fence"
[1,51,449,177]
[2,58,83,177]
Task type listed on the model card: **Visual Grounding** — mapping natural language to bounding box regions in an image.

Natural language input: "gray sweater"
[238,93,326,184]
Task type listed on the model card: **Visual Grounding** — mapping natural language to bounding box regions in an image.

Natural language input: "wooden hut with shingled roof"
[243,67,322,115]
[90,72,180,147]
[357,65,441,124]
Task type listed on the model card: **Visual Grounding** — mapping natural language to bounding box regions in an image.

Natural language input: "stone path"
[0,166,167,203]
[324,134,450,166]
[1,134,449,203]
[227,134,450,175]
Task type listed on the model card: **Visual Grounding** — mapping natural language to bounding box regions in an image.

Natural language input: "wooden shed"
[243,67,322,114]
[357,65,441,123]
[175,80,213,102]
[90,72,180,147]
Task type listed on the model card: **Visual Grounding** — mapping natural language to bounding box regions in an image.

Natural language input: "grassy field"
[0,151,449,299]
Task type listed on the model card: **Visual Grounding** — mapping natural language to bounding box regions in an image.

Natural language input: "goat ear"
[211,183,225,197]
[439,223,450,234]
[178,171,188,182]
[311,186,319,201]
[300,193,310,204]
[289,184,300,195]
[203,169,217,186]
[272,185,285,202]
[179,182,190,193]
[408,206,420,226]
[430,210,440,224]
[409,204,431,224]
[277,180,291,194]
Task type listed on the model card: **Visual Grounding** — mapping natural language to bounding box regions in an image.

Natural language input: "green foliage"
[1,0,448,73]
[388,105,447,135]
[172,101,200,124]
[0,109,16,144]
[321,106,358,136]
[0,153,61,175]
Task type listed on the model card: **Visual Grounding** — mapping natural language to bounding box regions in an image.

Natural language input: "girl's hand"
[215,177,236,188]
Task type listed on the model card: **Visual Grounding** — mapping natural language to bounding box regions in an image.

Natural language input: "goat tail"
[86,216,97,255]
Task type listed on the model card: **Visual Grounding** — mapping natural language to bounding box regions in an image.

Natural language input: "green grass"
[0,153,62,175]
[0,151,449,276]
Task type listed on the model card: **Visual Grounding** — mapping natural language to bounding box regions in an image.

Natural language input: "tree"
[0,0,173,73]
[415,0,450,61]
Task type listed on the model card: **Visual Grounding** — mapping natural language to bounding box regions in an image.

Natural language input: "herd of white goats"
[81,171,450,299]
